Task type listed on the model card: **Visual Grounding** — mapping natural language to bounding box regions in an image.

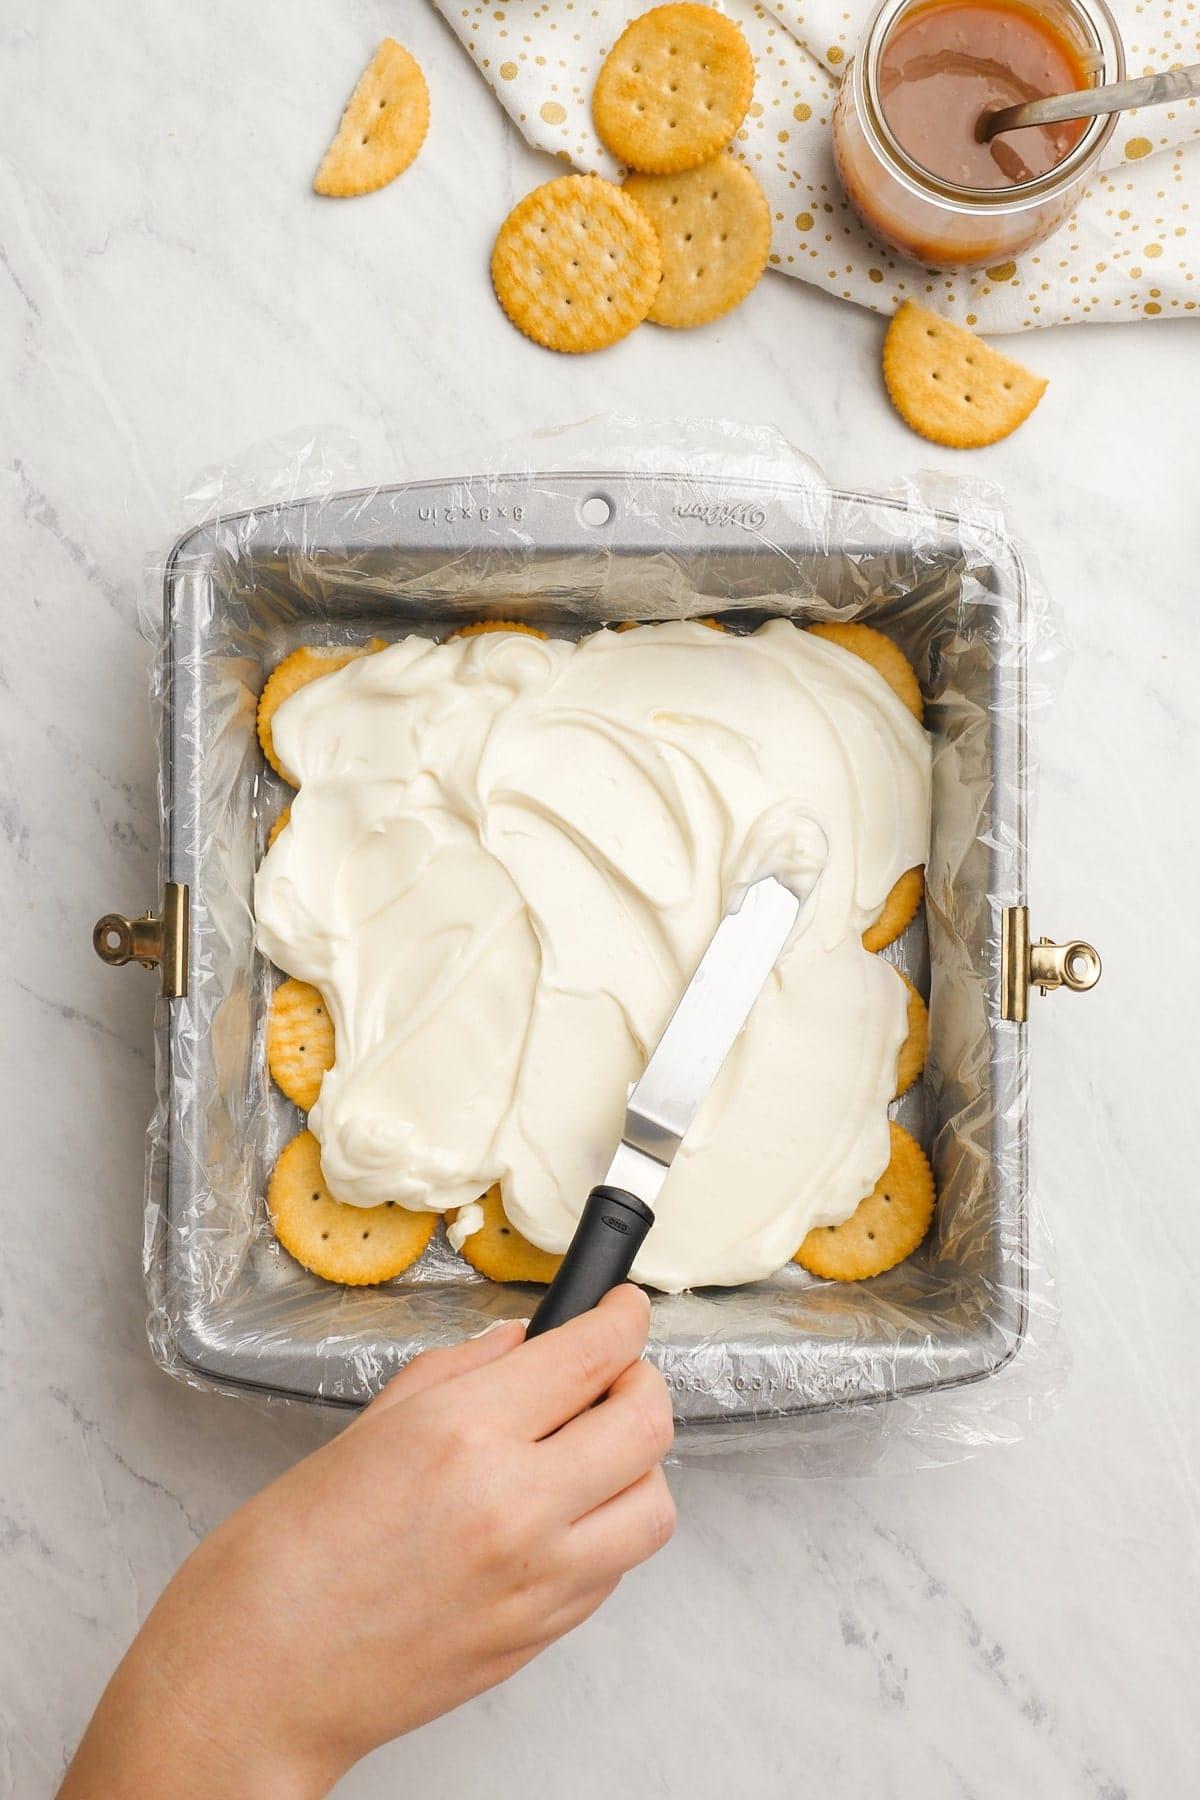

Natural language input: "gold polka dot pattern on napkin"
[431,0,1200,329]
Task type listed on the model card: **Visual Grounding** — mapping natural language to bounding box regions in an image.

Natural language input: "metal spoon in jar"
[978,61,1200,144]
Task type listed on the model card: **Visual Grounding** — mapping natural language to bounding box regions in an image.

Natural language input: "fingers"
[542,1358,675,1520]
[366,1320,527,1415]
[469,1284,652,1440]
[568,1466,677,1586]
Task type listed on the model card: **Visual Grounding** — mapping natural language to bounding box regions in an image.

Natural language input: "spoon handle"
[981,61,1200,141]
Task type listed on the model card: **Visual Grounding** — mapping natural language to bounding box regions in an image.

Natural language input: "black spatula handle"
[525,1187,655,1338]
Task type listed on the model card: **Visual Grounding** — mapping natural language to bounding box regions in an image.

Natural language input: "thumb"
[366,1319,527,1415]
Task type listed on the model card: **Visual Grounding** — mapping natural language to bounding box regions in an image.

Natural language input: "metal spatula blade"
[525,876,801,1337]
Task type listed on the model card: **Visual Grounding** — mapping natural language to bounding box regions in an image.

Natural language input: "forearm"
[61,1651,341,1799]
[60,1577,347,1800]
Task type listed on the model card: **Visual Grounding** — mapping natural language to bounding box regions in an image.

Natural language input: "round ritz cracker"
[894,970,929,1099]
[864,867,925,954]
[257,641,385,784]
[623,154,771,329]
[807,620,923,723]
[268,1130,436,1286]
[449,620,550,640]
[593,3,756,175]
[267,978,335,1111]
[807,620,926,953]
[450,1185,564,1285]
[794,1122,935,1281]
[491,175,662,354]
[883,301,1047,450]
[314,38,430,198]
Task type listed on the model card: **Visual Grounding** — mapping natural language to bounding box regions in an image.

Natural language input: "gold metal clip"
[1000,904,1101,1022]
[93,882,189,998]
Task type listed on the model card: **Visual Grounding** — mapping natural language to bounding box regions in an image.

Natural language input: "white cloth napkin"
[430,0,1200,329]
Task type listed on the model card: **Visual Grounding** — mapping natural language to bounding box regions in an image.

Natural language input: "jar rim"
[855,0,1126,213]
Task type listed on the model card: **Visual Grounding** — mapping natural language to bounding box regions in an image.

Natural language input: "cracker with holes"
[794,1123,935,1280]
[883,301,1047,448]
[624,154,770,328]
[267,978,335,1111]
[268,1130,436,1284]
[491,174,662,354]
[450,1185,563,1285]
[314,39,429,198]
[594,3,755,174]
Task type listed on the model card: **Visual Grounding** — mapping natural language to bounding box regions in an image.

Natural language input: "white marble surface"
[2,2,1197,1795]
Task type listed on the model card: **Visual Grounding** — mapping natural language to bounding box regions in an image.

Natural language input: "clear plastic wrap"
[137,419,1066,1474]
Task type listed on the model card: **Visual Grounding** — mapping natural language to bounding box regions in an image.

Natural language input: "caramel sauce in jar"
[880,0,1089,186]
[833,0,1123,268]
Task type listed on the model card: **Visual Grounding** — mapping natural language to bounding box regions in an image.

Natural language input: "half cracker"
[314,39,430,198]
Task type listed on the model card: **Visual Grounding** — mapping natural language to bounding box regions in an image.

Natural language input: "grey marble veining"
[1,3,1196,1796]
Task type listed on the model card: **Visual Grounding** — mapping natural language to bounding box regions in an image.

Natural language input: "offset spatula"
[526,876,801,1338]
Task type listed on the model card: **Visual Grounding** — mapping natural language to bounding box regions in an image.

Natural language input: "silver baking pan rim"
[143,468,1037,1435]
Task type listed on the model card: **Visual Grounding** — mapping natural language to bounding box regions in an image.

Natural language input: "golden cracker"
[257,642,382,784]
[863,866,925,954]
[894,970,928,1099]
[807,620,924,722]
[267,805,291,850]
[883,301,1047,450]
[267,1130,436,1285]
[491,175,662,354]
[808,624,927,950]
[314,39,429,198]
[450,620,550,640]
[593,4,755,175]
[451,1185,563,1285]
[267,978,335,1111]
[794,1122,935,1280]
[624,154,770,328]
[809,623,927,949]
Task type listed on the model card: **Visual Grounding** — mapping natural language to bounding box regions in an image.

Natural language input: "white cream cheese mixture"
[254,621,931,1292]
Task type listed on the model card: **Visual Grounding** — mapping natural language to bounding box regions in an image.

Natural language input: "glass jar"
[833,0,1125,269]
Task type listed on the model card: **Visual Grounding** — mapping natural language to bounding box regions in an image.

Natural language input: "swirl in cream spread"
[254,621,931,1292]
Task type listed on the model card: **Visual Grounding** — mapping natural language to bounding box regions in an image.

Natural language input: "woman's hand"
[60,1286,674,1799]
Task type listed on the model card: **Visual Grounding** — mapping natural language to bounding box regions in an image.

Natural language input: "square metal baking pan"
[120,467,1048,1434]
